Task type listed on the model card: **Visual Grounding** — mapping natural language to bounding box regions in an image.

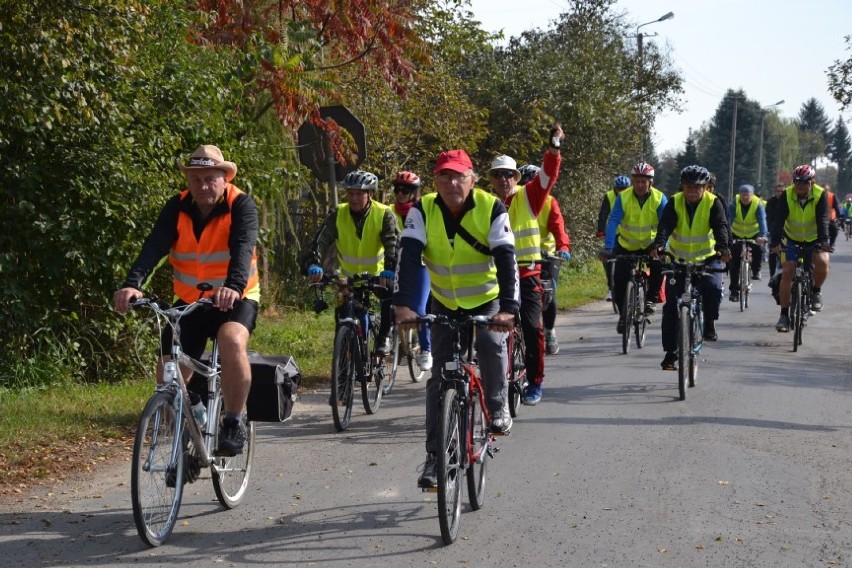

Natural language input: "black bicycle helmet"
[680,165,711,185]
[341,170,379,191]
[518,164,541,185]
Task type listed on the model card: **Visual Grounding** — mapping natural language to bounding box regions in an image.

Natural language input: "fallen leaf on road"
[718,480,729,485]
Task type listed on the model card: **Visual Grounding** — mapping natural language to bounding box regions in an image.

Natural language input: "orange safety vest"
[169,185,260,303]
[828,192,837,221]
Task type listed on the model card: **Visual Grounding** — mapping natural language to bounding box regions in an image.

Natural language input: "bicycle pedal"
[491,430,510,437]
[422,486,438,493]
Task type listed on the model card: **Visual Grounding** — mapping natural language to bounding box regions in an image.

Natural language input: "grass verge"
[0,260,606,494]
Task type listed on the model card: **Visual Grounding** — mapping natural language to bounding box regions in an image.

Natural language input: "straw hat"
[179,145,237,182]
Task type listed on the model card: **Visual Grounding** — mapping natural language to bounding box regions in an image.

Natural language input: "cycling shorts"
[159,298,259,360]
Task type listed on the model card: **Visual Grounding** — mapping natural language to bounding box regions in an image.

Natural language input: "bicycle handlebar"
[130,296,214,320]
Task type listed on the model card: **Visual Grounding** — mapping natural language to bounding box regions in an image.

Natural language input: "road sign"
[297,105,366,183]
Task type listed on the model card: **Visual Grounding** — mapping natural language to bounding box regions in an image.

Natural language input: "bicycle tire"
[331,326,357,431]
[436,388,463,545]
[621,280,634,354]
[508,329,526,418]
[677,306,689,401]
[635,278,647,349]
[689,307,701,388]
[362,320,384,414]
[466,382,488,511]
[212,408,256,509]
[384,325,400,395]
[131,391,184,547]
[406,328,425,382]
[740,256,748,312]
[791,280,802,352]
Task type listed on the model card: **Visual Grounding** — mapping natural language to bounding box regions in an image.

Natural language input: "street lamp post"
[756,99,784,193]
[636,11,674,159]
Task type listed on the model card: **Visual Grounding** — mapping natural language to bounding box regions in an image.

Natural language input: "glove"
[548,125,562,149]
[558,250,571,261]
[379,269,395,286]
[595,231,605,238]
[307,265,323,281]
[598,248,613,261]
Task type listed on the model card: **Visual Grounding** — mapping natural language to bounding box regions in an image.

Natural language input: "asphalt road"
[3,243,852,567]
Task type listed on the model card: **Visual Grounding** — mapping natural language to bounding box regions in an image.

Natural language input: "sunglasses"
[490,170,516,180]
[393,184,417,194]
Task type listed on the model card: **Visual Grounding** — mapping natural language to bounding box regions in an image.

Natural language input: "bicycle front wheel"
[634,279,647,349]
[212,410,256,509]
[792,280,803,351]
[436,388,463,545]
[677,306,689,401]
[466,383,489,511]
[621,280,634,354]
[406,328,425,382]
[689,308,701,388]
[131,392,184,547]
[362,322,384,414]
[331,326,357,431]
[740,257,749,312]
[507,329,526,418]
[384,325,400,395]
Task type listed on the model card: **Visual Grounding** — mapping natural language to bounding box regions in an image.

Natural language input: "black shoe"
[752,271,761,281]
[417,453,437,488]
[811,291,823,312]
[644,301,656,315]
[375,335,391,356]
[776,314,790,332]
[216,417,246,456]
[661,351,677,371]
[729,291,740,302]
[616,319,625,334]
[704,321,717,341]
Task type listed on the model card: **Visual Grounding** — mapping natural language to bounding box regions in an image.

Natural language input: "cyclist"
[597,175,631,301]
[487,124,564,405]
[603,162,667,334]
[769,165,831,331]
[824,185,843,250]
[391,171,432,371]
[707,172,729,223]
[301,170,398,354]
[521,164,571,354]
[727,184,768,303]
[651,165,730,370]
[113,145,259,457]
[765,183,787,279]
[392,148,519,489]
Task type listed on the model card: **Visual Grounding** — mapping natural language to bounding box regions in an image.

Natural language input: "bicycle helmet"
[614,175,631,189]
[393,170,421,190]
[341,170,379,191]
[631,162,655,178]
[680,165,711,185]
[792,164,816,181]
[518,164,541,185]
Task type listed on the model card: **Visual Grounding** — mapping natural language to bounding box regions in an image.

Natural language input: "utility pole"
[727,96,740,204]
[635,11,674,160]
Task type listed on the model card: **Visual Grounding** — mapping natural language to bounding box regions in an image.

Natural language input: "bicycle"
[609,254,652,354]
[506,320,527,418]
[384,318,425,395]
[731,238,757,312]
[787,244,816,352]
[661,253,725,401]
[128,291,255,547]
[844,218,852,241]
[411,313,496,545]
[311,272,387,431]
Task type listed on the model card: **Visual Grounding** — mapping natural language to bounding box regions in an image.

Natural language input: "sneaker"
[775,314,790,332]
[644,301,656,315]
[522,384,542,405]
[704,320,717,341]
[216,416,246,456]
[375,335,391,356]
[416,350,433,371]
[811,291,823,312]
[545,330,559,355]
[490,407,513,434]
[616,319,625,334]
[417,453,437,489]
[661,351,677,371]
[605,290,613,302]
[752,271,762,281]
[729,291,740,302]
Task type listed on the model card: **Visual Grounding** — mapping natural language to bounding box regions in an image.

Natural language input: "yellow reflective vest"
[507,186,541,263]
[731,200,759,238]
[335,200,390,276]
[616,188,664,250]
[783,184,824,243]
[667,192,717,262]
[422,189,499,310]
[538,195,556,254]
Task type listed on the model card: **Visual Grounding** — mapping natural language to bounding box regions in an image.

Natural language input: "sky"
[467,0,852,156]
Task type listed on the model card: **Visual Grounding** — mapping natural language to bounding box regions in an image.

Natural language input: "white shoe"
[416,350,433,371]
[605,290,613,302]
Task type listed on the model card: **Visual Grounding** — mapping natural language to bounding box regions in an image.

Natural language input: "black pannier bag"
[246,352,301,423]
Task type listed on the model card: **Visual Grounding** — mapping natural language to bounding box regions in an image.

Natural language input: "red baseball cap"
[434,149,473,174]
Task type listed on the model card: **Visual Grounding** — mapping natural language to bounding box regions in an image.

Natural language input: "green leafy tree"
[796,98,831,165]
[827,116,852,194]
[827,35,852,110]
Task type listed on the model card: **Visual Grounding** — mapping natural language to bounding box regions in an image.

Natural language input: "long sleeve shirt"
[545,196,571,252]
[727,200,768,238]
[604,191,668,251]
[394,192,520,315]
[123,187,258,295]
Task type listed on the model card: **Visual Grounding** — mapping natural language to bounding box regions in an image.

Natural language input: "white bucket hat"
[489,155,521,181]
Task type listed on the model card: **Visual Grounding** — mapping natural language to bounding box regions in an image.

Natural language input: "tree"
[796,98,831,165]
[827,35,852,110]
[827,117,852,194]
